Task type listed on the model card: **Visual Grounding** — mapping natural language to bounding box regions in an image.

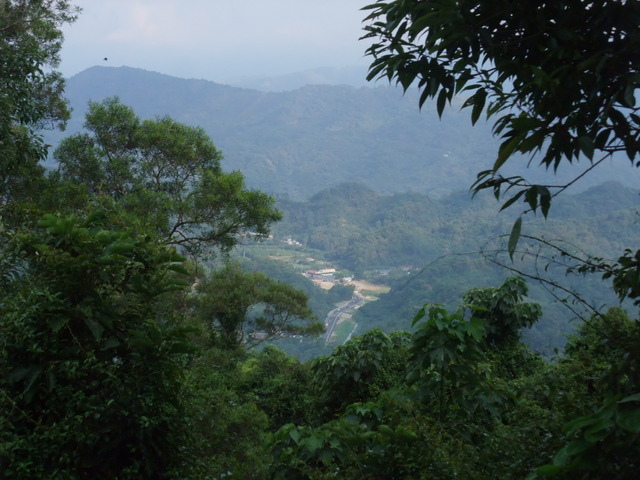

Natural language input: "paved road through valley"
[324,292,364,345]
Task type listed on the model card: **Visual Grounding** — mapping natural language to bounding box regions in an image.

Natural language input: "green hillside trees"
[362,0,640,293]
[0,213,195,478]
[363,0,640,211]
[0,5,299,476]
[0,0,78,206]
[194,262,323,348]
[52,97,281,258]
[361,1,640,476]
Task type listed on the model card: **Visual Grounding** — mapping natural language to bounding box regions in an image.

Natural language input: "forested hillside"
[4,1,640,479]
[262,181,639,353]
[46,65,640,200]
[274,180,640,276]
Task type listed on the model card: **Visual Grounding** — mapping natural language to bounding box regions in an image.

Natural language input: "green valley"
[4,1,640,478]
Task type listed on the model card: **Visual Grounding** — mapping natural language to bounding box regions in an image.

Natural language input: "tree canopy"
[0,4,304,476]
[0,212,195,478]
[53,97,282,257]
[194,262,323,348]
[362,0,640,299]
[0,0,79,204]
[7,1,640,477]
[360,2,640,477]
[363,0,640,180]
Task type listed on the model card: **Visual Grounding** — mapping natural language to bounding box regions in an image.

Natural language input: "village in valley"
[278,236,391,345]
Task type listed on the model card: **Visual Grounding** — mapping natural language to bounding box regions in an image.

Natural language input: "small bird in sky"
[103,57,108,61]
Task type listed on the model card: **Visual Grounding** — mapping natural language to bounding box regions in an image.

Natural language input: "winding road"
[323,292,364,345]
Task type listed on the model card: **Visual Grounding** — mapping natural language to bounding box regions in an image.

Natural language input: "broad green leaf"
[418,85,432,109]
[437,88,448,118]
[494,133,522,171]
[524,187,539,212]
[167,263,190,275]
[562,438,593,457]
[583,416,614,442]
[49,316,68,333]
[552,439,591,466]
[578,135,595,160]
[511,116,541,131]
[394,425,418,440]
[623,83,636,108]
[302,435,324,453]
[85,318,104,341]
[46,371,57,392]
[101,338,121,350]
[617,405,640,432]
[288,428,301,445]
[500,190,526,211]
[508,217,522,261]
[539,186,551,218]
[467,317,485,342]
[106,241,136,255]
[148,325,162,344]
[411,305,427,326]
[619,393,640,403]
[594,128,612,149]
[471,89,487,126]
[23,366,43,400]
[10,365,41,386]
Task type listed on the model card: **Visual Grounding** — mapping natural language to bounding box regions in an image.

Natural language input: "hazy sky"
[60,0,374,82]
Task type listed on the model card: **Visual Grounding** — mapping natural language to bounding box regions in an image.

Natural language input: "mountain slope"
[48,66,640,200]
[269,181,640,353]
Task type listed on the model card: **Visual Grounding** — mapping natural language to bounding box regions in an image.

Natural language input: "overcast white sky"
[59,0,374,83]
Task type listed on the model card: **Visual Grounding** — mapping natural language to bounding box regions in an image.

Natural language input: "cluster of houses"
[282,236,302,246]
[279,236,357,286]
[303,267,354,286]
[304,268,336,282]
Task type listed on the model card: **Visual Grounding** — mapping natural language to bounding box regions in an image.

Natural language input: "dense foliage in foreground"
[268,287,640,480]
[2,0,640,478]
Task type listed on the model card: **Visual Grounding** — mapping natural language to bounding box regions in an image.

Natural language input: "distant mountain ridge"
[48,66,640,200]
[223,65,373,91]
